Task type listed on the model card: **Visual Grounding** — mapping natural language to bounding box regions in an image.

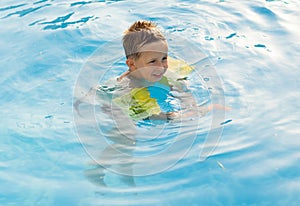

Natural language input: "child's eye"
[148,60,156,64]
[162,56,168,61]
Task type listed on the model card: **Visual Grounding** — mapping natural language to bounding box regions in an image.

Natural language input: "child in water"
[111,20,188,122]
[85,20,184,186]
[84,20,228,186]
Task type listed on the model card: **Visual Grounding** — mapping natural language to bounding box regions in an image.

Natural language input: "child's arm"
[170,80,230,119]
[146,111,178,121]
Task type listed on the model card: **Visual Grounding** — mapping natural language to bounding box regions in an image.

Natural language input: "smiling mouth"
[152,73,163,78]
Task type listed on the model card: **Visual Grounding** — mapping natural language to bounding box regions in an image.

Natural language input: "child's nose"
[157,60,167,68]
[155,65,166,73]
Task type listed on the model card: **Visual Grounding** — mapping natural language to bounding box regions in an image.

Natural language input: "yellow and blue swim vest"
[99,57,194,121]
[113,76,175,121]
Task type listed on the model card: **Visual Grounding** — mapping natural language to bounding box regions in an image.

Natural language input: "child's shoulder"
[96,76,131,99]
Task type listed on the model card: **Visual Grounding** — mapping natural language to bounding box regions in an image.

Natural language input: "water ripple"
[251,6,278,19]
[0,0,118,30]
[1,0,300,205]
[42,15,94,30]
[34,0,49,5]
[70,1,93,7]
[2,4,51,18]
[0,3,27,12]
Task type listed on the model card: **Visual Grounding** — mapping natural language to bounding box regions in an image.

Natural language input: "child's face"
[127,41,168,83]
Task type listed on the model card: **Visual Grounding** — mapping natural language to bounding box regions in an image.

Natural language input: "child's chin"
[150,75,163,82]
[149,77,162,83]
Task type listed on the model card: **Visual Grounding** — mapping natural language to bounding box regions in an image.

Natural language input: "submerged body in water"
[81,69,216,186]
[80,20,228,186]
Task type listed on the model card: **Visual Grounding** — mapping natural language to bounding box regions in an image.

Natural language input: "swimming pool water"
[1,0,300,205]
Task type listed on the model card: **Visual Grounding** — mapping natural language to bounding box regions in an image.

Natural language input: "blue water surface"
[1,0,300,205]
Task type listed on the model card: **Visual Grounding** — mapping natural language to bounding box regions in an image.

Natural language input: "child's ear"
[126,58,137,71]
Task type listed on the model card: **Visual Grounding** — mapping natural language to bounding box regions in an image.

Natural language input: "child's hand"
[178,103,231,119]
[148,112,178,121]
[166,112,179,120]
[207,104,231,111]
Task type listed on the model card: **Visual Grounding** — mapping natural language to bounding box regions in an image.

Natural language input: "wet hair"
[122,20,166,59]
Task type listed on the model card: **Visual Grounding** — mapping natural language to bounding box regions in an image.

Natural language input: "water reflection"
[0,0,110,30]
